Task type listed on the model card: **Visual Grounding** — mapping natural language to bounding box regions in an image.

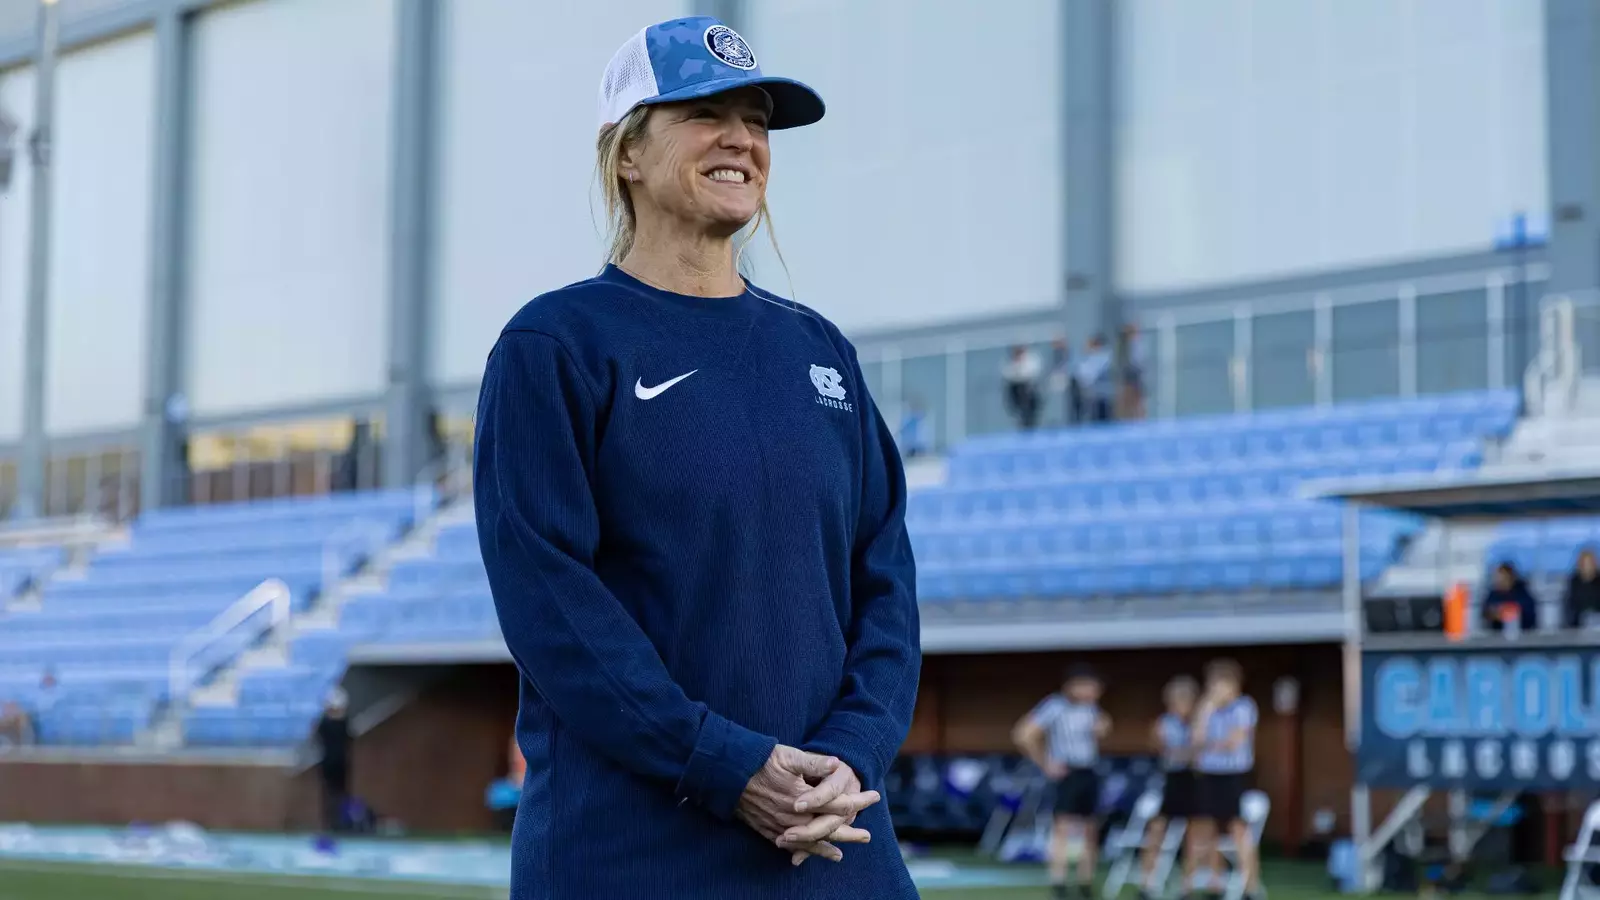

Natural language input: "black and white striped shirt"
[1032,696,1101,767]
[1196,696,1258,774]
[1157,712,1191,771]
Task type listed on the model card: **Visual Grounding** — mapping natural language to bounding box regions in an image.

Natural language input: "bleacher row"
[0,389,1552,749]
[0,489,422,748]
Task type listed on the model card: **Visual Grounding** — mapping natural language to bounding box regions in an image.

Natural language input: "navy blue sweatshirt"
[473,265,922,899]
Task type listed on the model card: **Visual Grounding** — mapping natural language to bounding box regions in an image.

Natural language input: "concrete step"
[188,673,239,708]
[293,611,341,631]
[236,644,289,670]
[905,456,949,490]
[138,709,186,749]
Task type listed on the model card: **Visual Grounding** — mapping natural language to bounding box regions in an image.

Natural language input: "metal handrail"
[414,446,473,521]
[321,519,391,593]
[167,578,291,705]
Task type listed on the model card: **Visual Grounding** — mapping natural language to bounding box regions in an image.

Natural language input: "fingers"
[790,841,842,866]
[778,814,874,847]
[776,745,841,781]
[810,789,880,818]
[812,823,872,844]
[778,813,848,846]
[795,764,853,812]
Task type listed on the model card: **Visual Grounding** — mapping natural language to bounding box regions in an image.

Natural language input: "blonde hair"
[595,105,789,283]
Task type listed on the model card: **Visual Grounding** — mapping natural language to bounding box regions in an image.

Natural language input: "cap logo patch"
[704,24,757,71]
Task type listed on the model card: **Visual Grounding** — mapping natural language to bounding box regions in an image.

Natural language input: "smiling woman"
[472,15,921,900]
[596,88,778,272]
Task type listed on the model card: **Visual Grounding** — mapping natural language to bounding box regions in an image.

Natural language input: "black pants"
[321,762,349,832]
[1007,384,1041,430]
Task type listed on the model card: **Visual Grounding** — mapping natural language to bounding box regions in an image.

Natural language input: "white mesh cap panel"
[598,28,658,131]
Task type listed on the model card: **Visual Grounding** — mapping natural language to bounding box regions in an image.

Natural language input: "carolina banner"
[1360,644,1600,789]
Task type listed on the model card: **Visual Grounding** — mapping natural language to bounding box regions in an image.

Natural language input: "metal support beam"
[699,0,744,28]
[139,6,189,514]
[16,0,59,519]
[1061,0,1116,342]
[1545,0,1600,294]
[382,0,438,488]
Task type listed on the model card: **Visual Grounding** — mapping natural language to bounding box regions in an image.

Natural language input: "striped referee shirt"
[1157,712,1191,771]
[1032,696,1101,767]
[1196,696,1258,774]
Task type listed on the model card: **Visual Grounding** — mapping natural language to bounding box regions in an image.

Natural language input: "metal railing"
[167,578,292,706]
[321,522,388,593]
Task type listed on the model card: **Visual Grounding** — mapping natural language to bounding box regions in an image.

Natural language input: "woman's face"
[1581,551,1598,578]
[1494,567,1513,590]
[622,88,771,237]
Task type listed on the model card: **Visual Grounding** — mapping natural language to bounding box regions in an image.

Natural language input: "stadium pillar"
[139,7,191,515]
[1545,0,1600,294]
[698,0,744,28]
[382,0,438,489]
[1061,0,1118,345]
[16,0,60,520]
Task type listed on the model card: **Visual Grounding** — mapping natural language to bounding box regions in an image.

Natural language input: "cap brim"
[643,75,825,130]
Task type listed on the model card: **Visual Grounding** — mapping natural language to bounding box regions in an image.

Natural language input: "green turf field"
[0,857,1553,900]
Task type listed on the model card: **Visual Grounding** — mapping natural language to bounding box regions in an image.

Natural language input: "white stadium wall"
[0,31,156,440]
[1116,0,1548,294]
[0,67,25,444]
[430,0,689,386]
[741,0,1066,333]
[184,0,395,418]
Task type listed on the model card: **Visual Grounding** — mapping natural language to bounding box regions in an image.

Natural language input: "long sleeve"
[802,348,922,790]
[1519,585,1540,630]
[474,330,776,820]
[1564,578,1581,629]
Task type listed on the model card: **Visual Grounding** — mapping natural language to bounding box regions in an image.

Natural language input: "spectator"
[1075,335,1115,424]
[1002,344,1043,430]
[0,701,34,749]
[1482,563,1538,635]
[1563,548,1600,629]
[316,688,352,832]
[900,398,931,459]
[1120,323,1147,420]
[1046,338,1081,426]
[36,667,58,713]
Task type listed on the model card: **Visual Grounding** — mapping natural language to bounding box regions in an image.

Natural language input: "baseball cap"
[598,17,825,132]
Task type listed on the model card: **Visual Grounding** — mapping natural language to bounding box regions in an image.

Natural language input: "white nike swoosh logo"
[634,370,698,400]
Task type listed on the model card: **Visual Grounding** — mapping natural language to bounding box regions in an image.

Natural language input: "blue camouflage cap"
[598,17,825,131]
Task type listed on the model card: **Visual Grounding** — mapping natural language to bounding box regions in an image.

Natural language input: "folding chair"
[1215,790,1270,900]
[1560,798,1600,900]
[1147,812,1188,899]
[1102,790,1162,899]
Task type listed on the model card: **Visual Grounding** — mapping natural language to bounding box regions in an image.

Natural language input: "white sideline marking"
[0,857,509,898]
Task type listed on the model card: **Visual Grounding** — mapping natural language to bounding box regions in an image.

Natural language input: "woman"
[1141,676,1197,900]
[473,17,921,899]
[1563,548,1600,630]
[1482,562,1539,634]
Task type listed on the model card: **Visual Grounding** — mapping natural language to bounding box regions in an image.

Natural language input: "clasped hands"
[736,745,880,866]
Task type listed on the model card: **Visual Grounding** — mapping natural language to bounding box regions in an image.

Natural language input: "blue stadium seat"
[913,391,1513,599]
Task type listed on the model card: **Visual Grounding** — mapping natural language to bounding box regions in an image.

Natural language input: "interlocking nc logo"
[809,365,853,411]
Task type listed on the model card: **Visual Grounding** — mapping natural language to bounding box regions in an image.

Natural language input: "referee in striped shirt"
[1014,664,1111,900]
[1192,658,1260,900]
